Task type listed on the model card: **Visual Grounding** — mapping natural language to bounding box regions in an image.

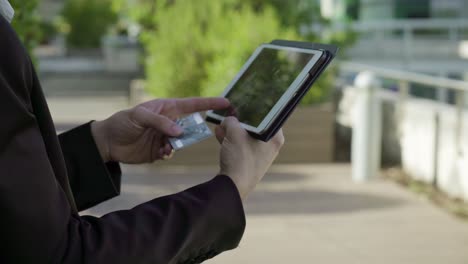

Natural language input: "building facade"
[321,0,468,85]
[322,0,468,21]
[38,0,64,21]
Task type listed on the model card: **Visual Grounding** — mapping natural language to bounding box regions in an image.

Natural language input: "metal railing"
[350,18,468,34]
[331,19,468,62]
[340,62,468,92]
[338,61,467,182]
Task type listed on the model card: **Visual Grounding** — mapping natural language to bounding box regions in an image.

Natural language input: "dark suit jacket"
[0,16,245,264]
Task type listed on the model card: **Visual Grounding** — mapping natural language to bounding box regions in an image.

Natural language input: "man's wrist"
[220,172,247,202]
[91,120,111,162]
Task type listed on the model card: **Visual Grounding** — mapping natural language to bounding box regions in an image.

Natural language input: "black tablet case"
[207,40,338,142]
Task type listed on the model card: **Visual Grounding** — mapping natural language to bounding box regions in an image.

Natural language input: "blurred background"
[10,0,468,263]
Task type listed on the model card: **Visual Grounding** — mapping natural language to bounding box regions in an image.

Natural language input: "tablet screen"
[214,47,317,127]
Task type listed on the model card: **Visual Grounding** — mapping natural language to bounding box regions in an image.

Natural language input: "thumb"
[132,106,183,136]
[221,116,246,142]
[215,125,225,144]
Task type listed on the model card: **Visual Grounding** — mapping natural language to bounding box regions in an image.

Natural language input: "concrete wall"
[162,105,336,166]
[433,104,468,200]
[360,0,395,20]
[399,98,468,201]
[399,100,439,183]
[337,87,468,201]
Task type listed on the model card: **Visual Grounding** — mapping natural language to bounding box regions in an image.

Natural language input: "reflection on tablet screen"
[214,47,315,127]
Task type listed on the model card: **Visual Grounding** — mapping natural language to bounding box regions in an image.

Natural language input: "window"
[395,0,430,18]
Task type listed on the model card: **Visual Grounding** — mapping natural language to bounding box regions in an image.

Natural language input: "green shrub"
[134,0,296,98]
[9,0,41,56]
[119,0,355,104]
[38,20,59,44]
[62,0,117,48]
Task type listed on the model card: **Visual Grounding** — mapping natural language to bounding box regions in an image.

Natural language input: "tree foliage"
[9,0,41,56]
[119,0,355,104]
[135,0,296,98]
[62,0,118,48]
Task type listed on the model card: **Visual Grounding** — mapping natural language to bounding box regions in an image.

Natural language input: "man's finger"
[133,106,183,137]
[214,125,225,144]
[163,143,173,155]
[174,97,230,114]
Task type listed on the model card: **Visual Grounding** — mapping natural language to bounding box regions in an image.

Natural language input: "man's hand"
[91,97,230,164]
[215,117,285,201]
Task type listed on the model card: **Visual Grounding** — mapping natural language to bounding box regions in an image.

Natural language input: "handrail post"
[436,72,449,103]
[397,81,409,120]
[397,81,409,138]
[455,90,465,156]
[448,27,458,43]
[352,71,383,182]
[403,27,413,63]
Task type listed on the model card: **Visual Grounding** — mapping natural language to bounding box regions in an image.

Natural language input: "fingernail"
[172,125,183,135]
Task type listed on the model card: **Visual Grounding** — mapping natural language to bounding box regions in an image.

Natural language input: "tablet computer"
[206,40,337,141]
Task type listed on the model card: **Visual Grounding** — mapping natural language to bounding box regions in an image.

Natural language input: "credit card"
[169,113,213,150]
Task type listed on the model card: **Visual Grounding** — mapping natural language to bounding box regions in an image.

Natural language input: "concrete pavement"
[82,164,468,264]
[43,69,468,263]
[51,95,468,262]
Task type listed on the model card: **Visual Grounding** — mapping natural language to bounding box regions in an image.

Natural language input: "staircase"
[38,55,139,97]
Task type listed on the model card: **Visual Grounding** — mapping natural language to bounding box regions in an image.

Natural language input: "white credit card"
[169,113,213,150]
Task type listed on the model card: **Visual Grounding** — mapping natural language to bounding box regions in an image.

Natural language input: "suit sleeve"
[59,122,123,211]
[0,16,246,264]
[0,83,246,263]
